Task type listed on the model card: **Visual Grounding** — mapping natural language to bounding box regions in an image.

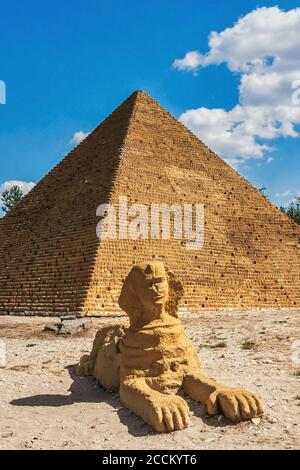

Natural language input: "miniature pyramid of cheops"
[0,90,299,315]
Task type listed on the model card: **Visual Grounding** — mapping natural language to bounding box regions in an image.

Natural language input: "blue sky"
[0,0,299,213]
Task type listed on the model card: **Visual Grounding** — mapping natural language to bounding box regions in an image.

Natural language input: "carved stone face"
[118,261,169,325]
[134,262,169,312]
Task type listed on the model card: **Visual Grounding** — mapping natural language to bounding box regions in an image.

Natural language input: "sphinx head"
[118,261,181,327]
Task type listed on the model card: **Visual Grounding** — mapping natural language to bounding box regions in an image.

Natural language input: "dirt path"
[0,310,300,450]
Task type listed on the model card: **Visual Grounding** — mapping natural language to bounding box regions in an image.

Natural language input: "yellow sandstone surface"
[77,261,264,432]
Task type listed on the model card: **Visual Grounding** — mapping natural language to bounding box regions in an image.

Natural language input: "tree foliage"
[258,186,267,198]
[280,196,300,225]
[1,185,24,213]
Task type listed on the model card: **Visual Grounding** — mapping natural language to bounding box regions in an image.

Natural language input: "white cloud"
[180,105,274,167]
[0,180,35,195]
[173,6,300,166]
[172,51,204,72]
[173,6,300,77]
[275,190,292,198]
[69,130,90,145]
[266,157,274,164]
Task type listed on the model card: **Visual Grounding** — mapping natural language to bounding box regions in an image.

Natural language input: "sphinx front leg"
[76,354,96,376]
[120,378,190,433]
[76,322,126,377]
[183,370,264,422]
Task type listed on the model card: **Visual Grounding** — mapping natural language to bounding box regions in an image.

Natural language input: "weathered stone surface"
[0,91,299,315]
[44,318,86,335]
[44,323,60,333]
[58,319,85,335]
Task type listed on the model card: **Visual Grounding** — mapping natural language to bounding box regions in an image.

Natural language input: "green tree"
[258,186,268,199]
[280,196,300,225]
[1,185,24,213]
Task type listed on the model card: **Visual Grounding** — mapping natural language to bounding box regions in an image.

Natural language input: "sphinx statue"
[77,261,264,432]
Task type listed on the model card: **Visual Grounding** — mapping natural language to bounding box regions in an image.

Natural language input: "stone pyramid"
[0,90,299,316]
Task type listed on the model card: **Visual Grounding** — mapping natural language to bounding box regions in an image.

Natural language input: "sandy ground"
[0,309,300,450]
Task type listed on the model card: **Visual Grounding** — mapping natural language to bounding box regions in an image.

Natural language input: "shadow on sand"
[10,364,235,436]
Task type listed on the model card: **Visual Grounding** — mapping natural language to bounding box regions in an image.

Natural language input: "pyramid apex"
[123,90,157,109]
[133,89,148,95]
[130,89,152,100]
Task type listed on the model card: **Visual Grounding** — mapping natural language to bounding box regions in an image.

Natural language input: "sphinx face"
[134,262,169,316]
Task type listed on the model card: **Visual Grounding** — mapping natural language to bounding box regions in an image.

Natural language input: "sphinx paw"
[207,387,264,422]
[148,395,190,433]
